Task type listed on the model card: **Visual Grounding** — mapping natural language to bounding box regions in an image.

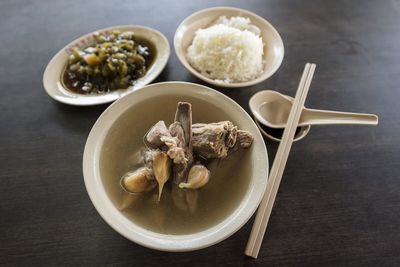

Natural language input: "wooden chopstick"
[245,63,316,258]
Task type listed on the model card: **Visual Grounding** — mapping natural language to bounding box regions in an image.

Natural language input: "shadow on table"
[51,101,110,135]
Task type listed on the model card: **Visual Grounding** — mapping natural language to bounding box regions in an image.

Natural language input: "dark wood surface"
[1,0,399,266]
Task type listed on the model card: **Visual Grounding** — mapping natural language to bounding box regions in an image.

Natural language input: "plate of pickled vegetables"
[43,25,170,106]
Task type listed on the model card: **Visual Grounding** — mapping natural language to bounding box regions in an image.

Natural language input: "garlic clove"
[152,151,171,201]
[179,164,210,189]
[120,167,155,193]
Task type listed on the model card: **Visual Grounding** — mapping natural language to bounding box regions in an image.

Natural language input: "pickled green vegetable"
[64,31,151,94]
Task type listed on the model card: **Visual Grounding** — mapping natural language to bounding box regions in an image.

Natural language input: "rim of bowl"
[43,25,170,106]
[82,81,269,251]
[174,6,284,88]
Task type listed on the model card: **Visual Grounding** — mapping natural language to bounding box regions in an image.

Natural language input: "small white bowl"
[249,90,311,142]
[83,81,268,251]
[254,116,311,142]
[43,25,170,106]
[174,7,284,88]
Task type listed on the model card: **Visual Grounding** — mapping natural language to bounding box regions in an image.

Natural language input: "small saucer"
[254,116,310,142]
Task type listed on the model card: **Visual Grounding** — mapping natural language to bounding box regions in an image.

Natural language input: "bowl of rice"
[174,6,284,88]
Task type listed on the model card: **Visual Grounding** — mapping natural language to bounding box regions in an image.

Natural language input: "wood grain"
[0,0,399,266]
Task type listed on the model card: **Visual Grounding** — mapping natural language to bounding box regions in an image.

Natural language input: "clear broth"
[100,96,252,235]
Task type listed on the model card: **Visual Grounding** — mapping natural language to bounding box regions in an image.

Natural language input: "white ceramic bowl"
[249,90,311,142]
[254,117,311,142]
[43,25,170,106]
[174,7,284,88]
[83,81,268,251]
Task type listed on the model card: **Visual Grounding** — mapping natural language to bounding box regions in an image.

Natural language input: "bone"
[174,102,192,149]
[170,102,193,184]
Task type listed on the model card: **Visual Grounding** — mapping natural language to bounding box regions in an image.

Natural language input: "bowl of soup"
[83,81,268,251]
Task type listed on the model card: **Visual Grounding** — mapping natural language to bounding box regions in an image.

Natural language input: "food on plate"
[63,31,154,94]
[186,16,264,83]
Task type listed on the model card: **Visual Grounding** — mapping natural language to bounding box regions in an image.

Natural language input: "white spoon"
[249,90,378,129]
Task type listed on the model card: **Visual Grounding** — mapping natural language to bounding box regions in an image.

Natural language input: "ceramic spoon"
[249,90,378,129]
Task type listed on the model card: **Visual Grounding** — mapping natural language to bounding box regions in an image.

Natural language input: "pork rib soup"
[100,97,254,235]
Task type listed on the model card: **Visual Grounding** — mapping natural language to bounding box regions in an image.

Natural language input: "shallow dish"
[174,6,284,88]
[254,116,311,142]
[249,90,311,142]
[83,81,268,251]
[43,25,170,106]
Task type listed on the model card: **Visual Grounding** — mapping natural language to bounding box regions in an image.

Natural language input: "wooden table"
[1,0,399,266]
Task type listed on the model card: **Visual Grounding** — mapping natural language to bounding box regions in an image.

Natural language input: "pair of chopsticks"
[245,63,317,258]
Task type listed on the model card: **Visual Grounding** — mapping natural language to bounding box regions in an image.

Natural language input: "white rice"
[187,16,264,83]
